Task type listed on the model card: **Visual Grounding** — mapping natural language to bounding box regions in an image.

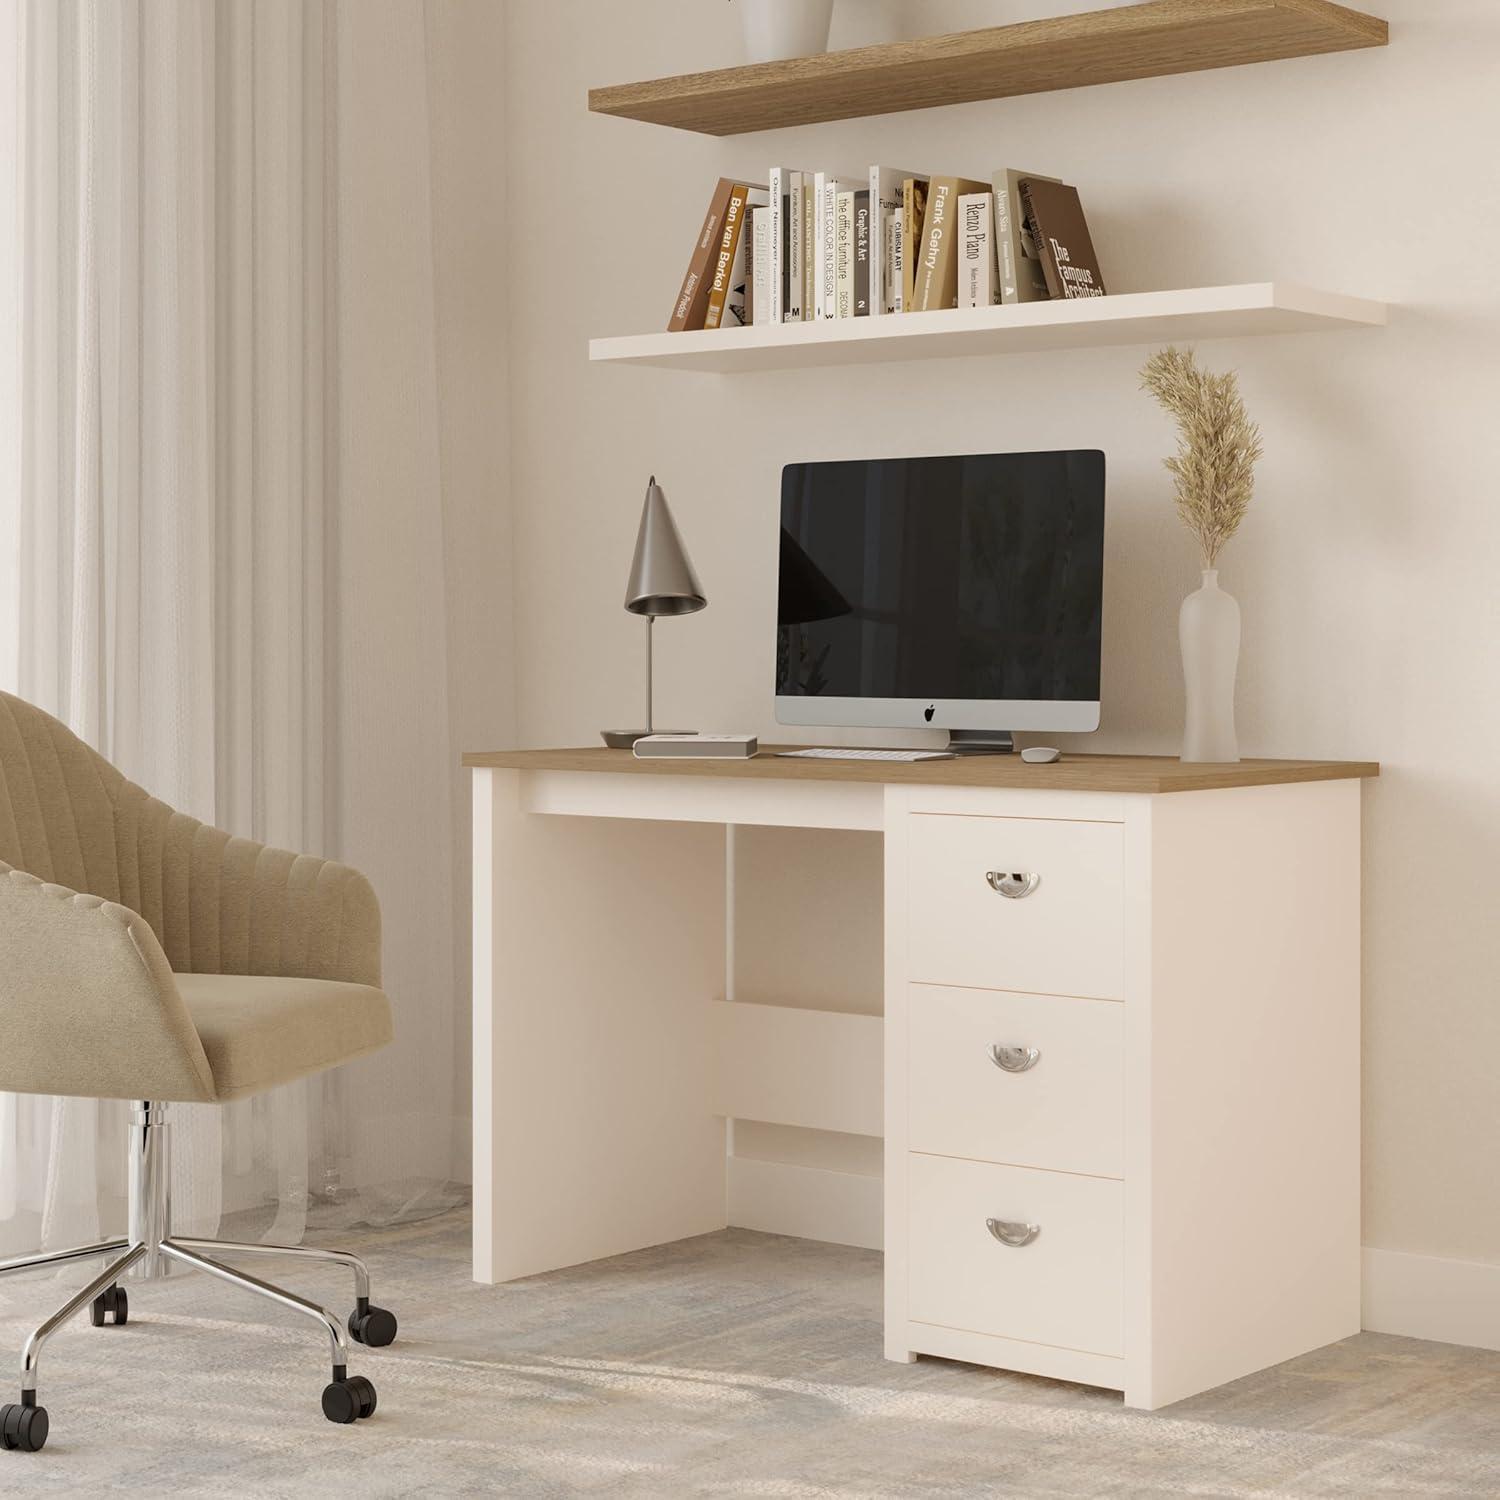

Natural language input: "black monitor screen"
[777,452,1104,703]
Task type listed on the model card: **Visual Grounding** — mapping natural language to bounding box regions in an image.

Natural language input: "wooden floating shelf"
[588,284,1388,374]
[588,0,1388,136]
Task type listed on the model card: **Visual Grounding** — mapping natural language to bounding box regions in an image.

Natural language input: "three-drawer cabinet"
[883,780,1363,1410]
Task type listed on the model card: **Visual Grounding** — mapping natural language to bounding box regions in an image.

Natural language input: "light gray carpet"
[0,1209,1496,1497]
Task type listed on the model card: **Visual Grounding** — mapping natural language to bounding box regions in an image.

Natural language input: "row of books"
[667,168,1106,333]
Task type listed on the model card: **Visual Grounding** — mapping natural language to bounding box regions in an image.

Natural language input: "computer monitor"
[776,451,1105,750]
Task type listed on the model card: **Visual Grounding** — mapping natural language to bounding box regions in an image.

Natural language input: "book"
[888,212,904,313]
[818,174,860,318]
[993,168,1059,305]
[910,175,989,312]
[802,175,816,320]
[745,204,759,327]
[900,177,928,313]
[812,173,827,320]
[720,187,769,328]
[853,189,872,316]
[668,177,736,332]
[957,191,996,309]
[868,167,923,316]
[703,182,756,330]
[834,189,855,318]
[767,167,803,325]
[786,171,805,321]
[750,206,773,326]
[1019,178,1107,299]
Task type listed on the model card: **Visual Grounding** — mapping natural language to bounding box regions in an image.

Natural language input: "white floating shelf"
[590,283,1387,373]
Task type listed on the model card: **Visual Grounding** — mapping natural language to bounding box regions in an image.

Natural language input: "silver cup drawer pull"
[986,871,1040,899]
[986,1218,1041,1248]
[988,1044,1041,1073]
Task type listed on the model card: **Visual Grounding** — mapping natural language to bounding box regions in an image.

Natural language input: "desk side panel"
[473,768,728,1282]
[1135,779,1362,1407]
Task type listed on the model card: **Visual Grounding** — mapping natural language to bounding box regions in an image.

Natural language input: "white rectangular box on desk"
[632,733,758,760]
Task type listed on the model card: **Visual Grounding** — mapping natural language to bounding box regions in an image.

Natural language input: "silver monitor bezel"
[775,693,1101,734]
[775,449,1105,739]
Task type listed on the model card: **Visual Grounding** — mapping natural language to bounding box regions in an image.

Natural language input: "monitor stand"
[946,729,1015,756]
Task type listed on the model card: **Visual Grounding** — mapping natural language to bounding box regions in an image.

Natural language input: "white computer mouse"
[1021,746,1061,764]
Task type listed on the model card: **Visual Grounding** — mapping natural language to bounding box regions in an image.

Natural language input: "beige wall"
[426,0,513,1179]
[494,0,1500,1268]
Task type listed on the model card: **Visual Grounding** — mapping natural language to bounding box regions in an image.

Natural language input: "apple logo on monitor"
[924,705,935,722]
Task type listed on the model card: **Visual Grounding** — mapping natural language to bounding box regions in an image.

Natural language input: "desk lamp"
[601,476,707,748]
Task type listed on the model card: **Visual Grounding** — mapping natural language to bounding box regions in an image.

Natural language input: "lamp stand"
[600,615,695,749]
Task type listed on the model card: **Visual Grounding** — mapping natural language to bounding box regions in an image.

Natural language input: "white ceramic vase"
[737,0,835,63]
[1179,568,1241,763]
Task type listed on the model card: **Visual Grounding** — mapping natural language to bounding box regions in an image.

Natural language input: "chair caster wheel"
[348,1300,397,1347]
[0,1401,49,1452]
[322,1374,377,1424]
[90,1284,128,1327]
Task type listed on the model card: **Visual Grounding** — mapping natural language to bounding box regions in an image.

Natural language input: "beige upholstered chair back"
[0,692,380,986]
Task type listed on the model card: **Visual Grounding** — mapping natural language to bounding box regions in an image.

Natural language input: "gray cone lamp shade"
[625,477,706,617]
[601,476,708,748]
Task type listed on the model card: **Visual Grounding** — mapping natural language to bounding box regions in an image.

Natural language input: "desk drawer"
[908,987,1124,1178]
[907,815,1124,999]
[907,1152,1124,1356]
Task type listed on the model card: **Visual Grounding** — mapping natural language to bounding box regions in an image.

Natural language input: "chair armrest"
[0,866,217,1102]
[111,788,384,987]
[222,840,383,988]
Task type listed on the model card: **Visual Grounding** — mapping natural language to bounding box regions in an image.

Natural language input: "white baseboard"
[1362,1247,1500,1351]
[727,1155,882,1250]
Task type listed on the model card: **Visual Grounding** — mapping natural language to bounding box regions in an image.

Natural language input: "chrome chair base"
[0,1101,394,1451]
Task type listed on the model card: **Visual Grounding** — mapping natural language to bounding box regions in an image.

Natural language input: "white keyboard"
[777,747,956,763]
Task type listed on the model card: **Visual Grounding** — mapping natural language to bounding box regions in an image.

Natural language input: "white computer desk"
[466,745,1377,1409]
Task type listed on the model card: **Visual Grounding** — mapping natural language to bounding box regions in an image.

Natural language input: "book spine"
[834,189,854,319]
[822,176,838,319]
[703,183,750,330]
[769,169,787,324]
[890,213,904,314]
[816,173,828,319]
[900,178,927,312]
[668,178,733,332]
[957,192,994,309]
[787,172,804,322]
[853,190,871,316]
[1018,179,1063,300]
[751,207,772,326]
[802,179,815,320]
[867,169,884,317]
[995,177,1018,304]
[901,179,916,312]
[910,179,952,312]
[744,203,757,327]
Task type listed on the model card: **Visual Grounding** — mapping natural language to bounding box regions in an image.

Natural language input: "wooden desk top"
[463,746,1379,795]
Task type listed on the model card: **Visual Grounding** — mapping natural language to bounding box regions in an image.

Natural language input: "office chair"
[0,692,398,1452]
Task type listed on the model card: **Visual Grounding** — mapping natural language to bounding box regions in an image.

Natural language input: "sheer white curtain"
[0,0,465,1260]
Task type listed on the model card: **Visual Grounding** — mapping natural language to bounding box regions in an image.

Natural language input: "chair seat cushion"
[175,974,394,1102]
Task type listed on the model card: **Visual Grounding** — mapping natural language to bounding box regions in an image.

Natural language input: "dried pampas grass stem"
[1140,346,1263,569]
